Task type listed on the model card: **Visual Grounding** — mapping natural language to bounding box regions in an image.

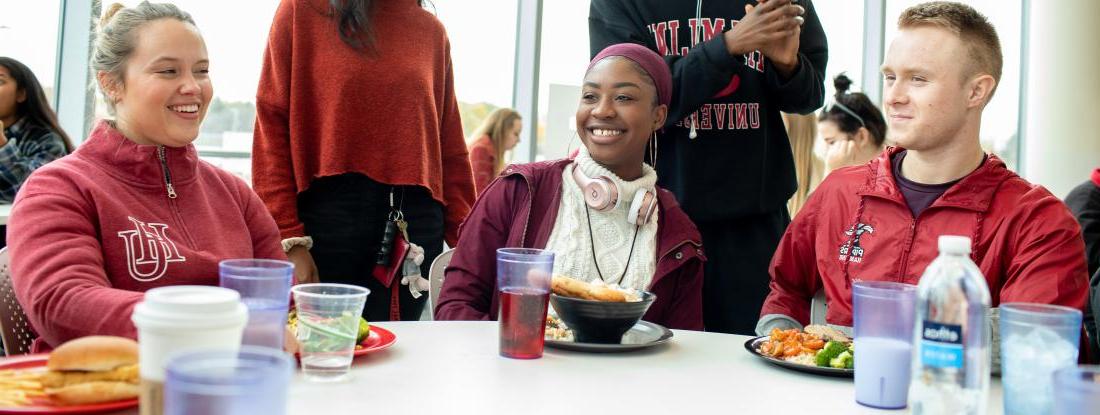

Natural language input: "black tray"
[744,336,854,378]
[545,320,673,353]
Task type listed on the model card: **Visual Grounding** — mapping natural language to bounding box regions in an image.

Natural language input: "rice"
[785,353,816,366]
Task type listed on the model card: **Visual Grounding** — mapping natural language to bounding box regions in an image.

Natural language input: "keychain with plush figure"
[400,242,429,298]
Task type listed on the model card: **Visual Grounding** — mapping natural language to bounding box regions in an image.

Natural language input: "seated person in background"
[0,57,74,203]
[758,2,1088,334]
[784,111,821,217]
[436,43,704,330]
[468,108,522,195]
[819,73,887,176]
[1066,168,1100,358]
[8,2,284,352]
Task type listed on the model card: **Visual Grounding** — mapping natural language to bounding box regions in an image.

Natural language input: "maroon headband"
[588,43,672,108]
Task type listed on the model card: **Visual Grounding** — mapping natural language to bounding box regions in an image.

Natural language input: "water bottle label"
[920,321,964,369]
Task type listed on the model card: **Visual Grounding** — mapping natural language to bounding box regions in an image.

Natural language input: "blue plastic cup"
[219,259,294,349]
[1053,365,1100,415]
[1000,302,1082,415]
[852,281,917,409]
[164,346,293,415]
[496,248,554,359]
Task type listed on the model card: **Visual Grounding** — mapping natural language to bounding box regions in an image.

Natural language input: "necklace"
[584,204,641,286]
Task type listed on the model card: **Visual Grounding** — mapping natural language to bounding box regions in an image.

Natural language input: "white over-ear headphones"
[571,163,657,225]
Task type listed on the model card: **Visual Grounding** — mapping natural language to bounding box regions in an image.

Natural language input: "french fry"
[0,368,45,408]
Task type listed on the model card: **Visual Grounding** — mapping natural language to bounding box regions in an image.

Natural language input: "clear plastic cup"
[291,283,369,382]
[164,346,293,415]
[1000,302,1082,415]
[852,281,917,409]
[1053,365,1100,415]
[219,259,294,349]
[496,248,554,359]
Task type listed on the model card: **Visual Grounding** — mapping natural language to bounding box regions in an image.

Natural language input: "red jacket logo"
[116,216,187,282]
[839,223,874,264]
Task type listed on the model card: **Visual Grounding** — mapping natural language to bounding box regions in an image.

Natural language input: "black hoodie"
[590,0,828,222]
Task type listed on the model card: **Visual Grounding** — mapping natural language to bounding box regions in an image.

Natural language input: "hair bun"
[100,3,126,28]
[833,73,853,97]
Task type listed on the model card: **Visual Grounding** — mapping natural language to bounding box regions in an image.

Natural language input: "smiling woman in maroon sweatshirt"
[7,2,284,352]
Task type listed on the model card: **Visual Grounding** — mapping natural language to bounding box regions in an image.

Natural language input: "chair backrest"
[427,248,455,319]
[809,288,828,326]
[0,247,35,355]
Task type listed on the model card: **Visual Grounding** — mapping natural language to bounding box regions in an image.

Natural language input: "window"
[86,1,519,181]
[434,0,519,140]
[2,1,62,108]
[815,1,865,100]
[535,0,590,162]
[884,0,1023,170]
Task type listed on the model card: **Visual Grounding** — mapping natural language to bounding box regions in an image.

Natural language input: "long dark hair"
[329,0,428,51]
[820,74,887,147]
[0,57,74,152]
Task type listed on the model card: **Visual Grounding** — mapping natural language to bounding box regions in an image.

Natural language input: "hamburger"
[40,336,140,405]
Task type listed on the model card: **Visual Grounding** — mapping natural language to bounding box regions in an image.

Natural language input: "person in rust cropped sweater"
[252,0,475,321]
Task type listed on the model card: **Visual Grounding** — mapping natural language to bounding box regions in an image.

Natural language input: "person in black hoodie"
[589,0,827,334]
[1066,168,1100,360]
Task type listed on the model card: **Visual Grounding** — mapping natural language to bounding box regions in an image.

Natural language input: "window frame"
[52,0,1026,167]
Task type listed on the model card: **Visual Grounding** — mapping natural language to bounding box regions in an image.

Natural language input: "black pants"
[698,209,790,335]
[298,174,444,321]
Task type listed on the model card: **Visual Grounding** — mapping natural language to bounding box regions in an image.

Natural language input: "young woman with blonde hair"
[783,112,821,217]
[9,1,284,351]
[468,108,521,194]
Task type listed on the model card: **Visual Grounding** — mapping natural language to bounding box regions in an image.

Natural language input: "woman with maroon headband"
[435,43,704,330]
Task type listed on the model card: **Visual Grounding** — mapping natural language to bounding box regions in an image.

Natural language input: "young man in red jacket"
[757,2,1089,334]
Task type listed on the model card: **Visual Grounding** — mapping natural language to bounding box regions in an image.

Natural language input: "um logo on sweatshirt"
[116,216,187,282]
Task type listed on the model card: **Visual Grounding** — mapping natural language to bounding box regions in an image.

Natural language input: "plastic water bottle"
[910,235,991,414]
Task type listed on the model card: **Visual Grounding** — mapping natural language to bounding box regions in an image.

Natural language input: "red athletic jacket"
[761,147,1089,326]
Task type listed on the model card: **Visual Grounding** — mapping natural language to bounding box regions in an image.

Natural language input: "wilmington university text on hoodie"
[8,121,285,351]
[590,0,828,221]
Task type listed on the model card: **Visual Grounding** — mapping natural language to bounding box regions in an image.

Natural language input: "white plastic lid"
[132,286,248,329]
[938,235,972,255]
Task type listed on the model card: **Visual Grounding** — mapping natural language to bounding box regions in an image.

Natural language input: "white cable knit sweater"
[544,149,659,291]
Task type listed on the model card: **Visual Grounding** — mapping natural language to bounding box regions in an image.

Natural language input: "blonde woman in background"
[468,108,522,194]
[783,112,822,217]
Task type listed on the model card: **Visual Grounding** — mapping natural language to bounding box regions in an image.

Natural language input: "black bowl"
[549,292,656,344]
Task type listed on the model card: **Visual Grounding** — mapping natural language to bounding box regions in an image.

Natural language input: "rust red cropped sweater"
[253,0,475,245]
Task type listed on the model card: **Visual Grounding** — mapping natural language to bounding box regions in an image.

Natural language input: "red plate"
[0,354,139,414]
[293,325,397,358]
[353,325,396,357]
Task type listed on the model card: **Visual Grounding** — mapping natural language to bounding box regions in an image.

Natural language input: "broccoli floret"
[830,350,854,369]
[815,341,849,367]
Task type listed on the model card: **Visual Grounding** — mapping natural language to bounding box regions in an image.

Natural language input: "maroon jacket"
[435,159,706,330]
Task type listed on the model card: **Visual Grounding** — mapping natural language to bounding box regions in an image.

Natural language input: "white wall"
[1022,0,1100,198]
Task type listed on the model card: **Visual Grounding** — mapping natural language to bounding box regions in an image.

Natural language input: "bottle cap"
[938,235,972,255]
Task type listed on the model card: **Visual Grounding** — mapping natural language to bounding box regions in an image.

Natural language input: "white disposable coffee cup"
[131,286,248,415]
[132,285,249,381]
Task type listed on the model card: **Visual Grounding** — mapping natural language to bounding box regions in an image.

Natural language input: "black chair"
[0,247,36,356]
[1086,268,1100,363]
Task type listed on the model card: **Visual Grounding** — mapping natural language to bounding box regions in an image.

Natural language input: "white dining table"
[289,321,1004,414]
[111,321,1005,414]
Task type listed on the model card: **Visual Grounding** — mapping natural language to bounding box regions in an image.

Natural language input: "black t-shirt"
[891,150,987,218]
